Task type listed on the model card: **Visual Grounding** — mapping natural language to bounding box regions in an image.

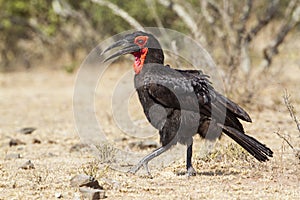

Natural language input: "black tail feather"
[218,124,273,162]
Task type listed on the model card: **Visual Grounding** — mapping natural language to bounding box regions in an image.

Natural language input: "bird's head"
[103,31,164,74]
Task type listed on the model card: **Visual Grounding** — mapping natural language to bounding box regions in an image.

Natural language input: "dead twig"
[275,129,294,150]
[275,130,300,160]
[91,0,145,31]
[157,0,203,41]
[283,90,300,136]
[245,0,279,43]
[280,90,300,160]
[260,2,300,68]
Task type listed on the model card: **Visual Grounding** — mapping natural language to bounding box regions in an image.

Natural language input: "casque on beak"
[103,38,140,62]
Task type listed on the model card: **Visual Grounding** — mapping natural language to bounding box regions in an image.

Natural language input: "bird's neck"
[133,48,164,74]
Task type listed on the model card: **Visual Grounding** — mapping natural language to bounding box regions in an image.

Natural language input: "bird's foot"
[128,164,140,174]
[187,166,197,177]
[128,161,152,177]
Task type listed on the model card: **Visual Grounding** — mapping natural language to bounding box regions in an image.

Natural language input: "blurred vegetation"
[0,0,298,71]
[0,0,59,69]
[0,0,184,70]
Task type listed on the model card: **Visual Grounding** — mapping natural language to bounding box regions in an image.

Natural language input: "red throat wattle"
[132,48,148,74]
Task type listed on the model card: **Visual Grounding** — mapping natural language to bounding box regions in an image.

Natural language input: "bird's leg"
[128,143,173,176]
[186,142,196,176]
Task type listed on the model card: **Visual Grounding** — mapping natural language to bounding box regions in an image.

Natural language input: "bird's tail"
[218,124,273,161]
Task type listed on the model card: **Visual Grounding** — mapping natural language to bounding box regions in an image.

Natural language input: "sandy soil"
[0,47,300,199]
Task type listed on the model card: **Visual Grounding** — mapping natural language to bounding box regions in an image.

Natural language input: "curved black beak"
[103,39,140,62]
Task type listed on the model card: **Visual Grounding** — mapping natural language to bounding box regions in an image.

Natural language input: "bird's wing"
[142,65,251,126]
[142,65,209,112]
[178,69,252,122]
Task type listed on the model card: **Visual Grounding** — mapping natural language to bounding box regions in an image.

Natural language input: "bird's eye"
[134,36,148,46]
[137,39,144,44]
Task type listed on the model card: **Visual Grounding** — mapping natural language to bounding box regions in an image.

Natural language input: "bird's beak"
[103,39,140,62]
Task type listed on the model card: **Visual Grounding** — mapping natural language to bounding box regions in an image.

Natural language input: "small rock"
[55,192,63,198]
[5,153,21,160]
[295,148,300,160]
[71,174,106,199]
[70,174,102,189]
[48,140,57,144]
[9,139,26,147]
[114,137,127,142]
[19,160,35,170]
[32,138,41,144]
[19,127,36,135]
[79,187,106,200]
[17,146,24,151]
[138,140,158,149]
[70,143,90,152]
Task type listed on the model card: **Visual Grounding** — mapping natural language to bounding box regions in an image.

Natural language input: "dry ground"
[0,45,300,199]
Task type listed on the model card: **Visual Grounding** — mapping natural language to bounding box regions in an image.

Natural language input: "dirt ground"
[1,42,300,199]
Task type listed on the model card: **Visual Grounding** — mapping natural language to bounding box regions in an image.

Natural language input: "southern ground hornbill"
[103,31,273,176]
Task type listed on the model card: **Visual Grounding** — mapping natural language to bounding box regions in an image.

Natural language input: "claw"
[128,165,140,174]
[128,161,152,177]
[127,144,173,177]
[143,162,152,177]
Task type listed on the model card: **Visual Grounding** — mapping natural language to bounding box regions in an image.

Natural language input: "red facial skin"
[132,36,149,74]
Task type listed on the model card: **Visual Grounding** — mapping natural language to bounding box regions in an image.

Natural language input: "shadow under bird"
[103,31,273,176]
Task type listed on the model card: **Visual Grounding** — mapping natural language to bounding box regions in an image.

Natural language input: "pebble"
[79,187,105,200]
[19,127,36,134]
[9,139,26,147]
[70,174,105,199]
[55,192,62,198]
[70,143,90,152]
[19,160,35,170]
[32,138,41,144]
[70,174,102,189]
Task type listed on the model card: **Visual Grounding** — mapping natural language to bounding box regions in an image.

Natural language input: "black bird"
[103,31,273,176]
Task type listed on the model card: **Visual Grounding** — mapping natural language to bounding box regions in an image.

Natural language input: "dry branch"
[146,0,165,29]
[239,0,252,23]
[261,3,300,68]
[207,0,236,45]
[284,0,299,18]
[275,130,294,150]
[272,82,300,161]
[275,130,300,160]
[157,0,202,41]
[53,0,97,36]
[283,90,300,136]
[245,0,279,43]
[262,23,293,67]
[200,0,225,39]
[237,0,253,43]
[91,0,145,31]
